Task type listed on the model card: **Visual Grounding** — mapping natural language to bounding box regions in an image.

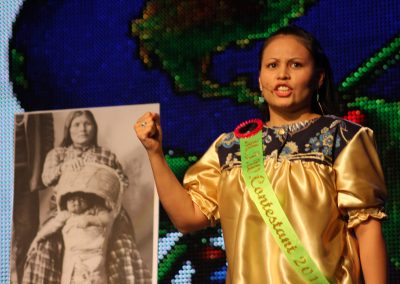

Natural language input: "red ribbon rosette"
[234,118,263,138]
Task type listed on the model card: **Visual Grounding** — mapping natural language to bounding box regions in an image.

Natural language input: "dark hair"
[60,110,98,147]
[259,25,337,115]
[59,191,106,211]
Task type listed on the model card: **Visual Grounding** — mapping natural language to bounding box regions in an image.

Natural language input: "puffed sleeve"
[183,134,225,226]
[334,127,387,228]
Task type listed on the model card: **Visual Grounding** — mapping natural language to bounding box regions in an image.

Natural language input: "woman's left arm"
[354,219,387,284]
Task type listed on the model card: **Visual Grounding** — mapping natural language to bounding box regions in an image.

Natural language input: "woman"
[135,26,387,283]
[41,110,127,189]
[23,110,151,284]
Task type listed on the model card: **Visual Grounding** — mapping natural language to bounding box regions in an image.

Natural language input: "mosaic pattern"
[132,0,317,108]
[1,0,400,282]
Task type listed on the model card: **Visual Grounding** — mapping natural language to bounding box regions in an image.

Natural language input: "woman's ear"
[258,77,263,92]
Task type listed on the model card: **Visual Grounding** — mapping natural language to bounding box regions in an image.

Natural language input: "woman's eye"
[291,62,302,68]
[267,63,277,68]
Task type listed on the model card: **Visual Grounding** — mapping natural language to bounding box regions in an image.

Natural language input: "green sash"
[235,119,330,284]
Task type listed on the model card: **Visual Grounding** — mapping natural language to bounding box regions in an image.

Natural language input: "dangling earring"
[259,87,265,104]
[316,92,325,115]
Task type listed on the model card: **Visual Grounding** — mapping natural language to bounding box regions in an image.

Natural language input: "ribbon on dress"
[234,119,330,284]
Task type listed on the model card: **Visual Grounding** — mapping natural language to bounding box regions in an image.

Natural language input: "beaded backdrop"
[1,0,400,283]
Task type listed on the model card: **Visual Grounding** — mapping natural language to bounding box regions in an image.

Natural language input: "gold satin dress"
[183,116,387,284]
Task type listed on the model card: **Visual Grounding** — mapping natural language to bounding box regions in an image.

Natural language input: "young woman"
[135,26,387,283]
[41,110,127,187]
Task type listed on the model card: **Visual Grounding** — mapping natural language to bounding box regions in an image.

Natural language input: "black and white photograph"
[11,103,159,284]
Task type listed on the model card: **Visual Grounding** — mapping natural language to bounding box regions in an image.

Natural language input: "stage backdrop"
[1,0,399,283]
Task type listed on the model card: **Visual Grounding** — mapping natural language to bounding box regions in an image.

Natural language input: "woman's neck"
[71,143,93,151]
[267,111,321,127]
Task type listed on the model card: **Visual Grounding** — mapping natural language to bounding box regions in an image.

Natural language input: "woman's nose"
[78,124,87,131]
[277,66,290,80]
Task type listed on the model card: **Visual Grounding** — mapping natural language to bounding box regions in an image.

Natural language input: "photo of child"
[28,164,123,284]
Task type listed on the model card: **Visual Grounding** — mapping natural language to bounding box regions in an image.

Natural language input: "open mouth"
[274,85,292,97]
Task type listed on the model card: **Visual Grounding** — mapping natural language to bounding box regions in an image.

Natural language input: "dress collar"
[266,116,321,134]
[68,144,95,152]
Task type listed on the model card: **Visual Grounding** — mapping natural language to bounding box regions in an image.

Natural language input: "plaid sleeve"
[41,148,64,187]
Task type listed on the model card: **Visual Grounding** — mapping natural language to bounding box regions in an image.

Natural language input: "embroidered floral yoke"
[184,116,387,284]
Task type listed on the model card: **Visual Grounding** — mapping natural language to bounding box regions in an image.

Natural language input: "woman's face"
[259,35,324,118]
[66,194,88,214]
[69,114,95,147]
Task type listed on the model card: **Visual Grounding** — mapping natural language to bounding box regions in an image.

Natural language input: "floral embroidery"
[335,137,341,148]
[225,152,240,168]
[220,132,239,148]
[262,130,272,144]
[217,116,362,167]
[269,149,279,159]
[262,130,272,152]
[272,128,285,137]
[305,137,320,151]
[280,141,299,156]
[305,127,335,156]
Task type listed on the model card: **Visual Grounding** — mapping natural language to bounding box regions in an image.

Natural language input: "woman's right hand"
[61,157,85,172]
[134,112,162,155]
[134,112,209,234]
